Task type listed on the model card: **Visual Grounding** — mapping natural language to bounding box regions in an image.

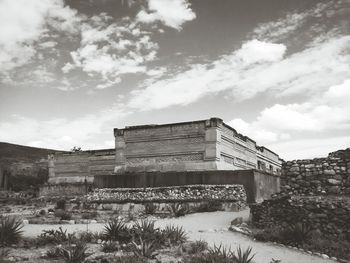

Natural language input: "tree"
[70,146,82,152]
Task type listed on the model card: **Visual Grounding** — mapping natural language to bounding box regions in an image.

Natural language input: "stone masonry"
[114,117,282,174]
[281,148,350,195]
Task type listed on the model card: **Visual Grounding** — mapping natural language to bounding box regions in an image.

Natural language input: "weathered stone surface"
[114,118,282,174]
[87,184,247,203]
[327,179,341,185]
[281,148,350,196]
[250,195,350,239]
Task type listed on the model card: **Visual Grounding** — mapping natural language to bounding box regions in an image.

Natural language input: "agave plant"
[188,239,208,254]
[166,203,189,217]
[0,216,23,246]
[132,219,160,243]
[58,242,92,263]
[233,246,255,263]
[144,202,157,215]
[101,240,119,253]
[46,246,61,259]
[37,227,70,245]
[103,218,131,243]
[162,224,187,245]
[205,244,236,262]
[282,222,313,244]
[131,237,157,258]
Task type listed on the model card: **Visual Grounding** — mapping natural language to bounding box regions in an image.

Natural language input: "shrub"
[166,203,189,217]
[78,231,96,243]
[131,237,157,259]
[132,219,160,243]
[103,218,131,243]
[58,242,91,263]
[144,203,157,215]
[39,209,46,216]
[188,244,255,263]
[21,237,39,248]
[197,244,236,263]
[187,240,208,254]
[281,222,313,245]
[0,216,23,246]
[46,246,61,259]
[37,227,72,245]
[233,246,255,263]
[110,255,147,263]
[253,227,283,243]
[101,241,119,253]
[56,199,67,210]
[162,224,187,245]
[60,212,72,221]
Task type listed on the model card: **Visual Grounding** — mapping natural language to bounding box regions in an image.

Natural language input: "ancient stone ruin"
[251,148,350,240]
[41,117,282,200]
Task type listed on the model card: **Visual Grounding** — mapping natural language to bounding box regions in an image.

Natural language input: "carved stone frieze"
[126,153,203,165]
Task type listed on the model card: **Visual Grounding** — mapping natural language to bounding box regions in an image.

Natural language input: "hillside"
[0,142,64,166]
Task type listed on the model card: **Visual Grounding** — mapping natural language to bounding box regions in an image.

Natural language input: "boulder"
[231,217,243,226]
[327,179,341,185]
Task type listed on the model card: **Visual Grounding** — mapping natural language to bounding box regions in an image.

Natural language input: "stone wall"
[93,169,280,203]
[48,149,115,185]
[281,148,350,195]
[114,117,282,174]
[250,195,350,239]
[87,184,246,204]
[39,183,89,196]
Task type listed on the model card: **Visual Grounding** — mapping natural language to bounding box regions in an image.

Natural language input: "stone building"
[45,118,282,190]
[114,117,282,174]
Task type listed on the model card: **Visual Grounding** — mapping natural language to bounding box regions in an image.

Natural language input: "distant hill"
[0,142,64,166]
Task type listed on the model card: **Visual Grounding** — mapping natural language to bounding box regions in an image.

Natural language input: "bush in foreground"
[58,242,91,263]
[187,244,255,263]
[101,241,119,253]
[37,227,70,245]
[103,218,131,243]
[162,224,187,245]
[0,216,23,246]
[131,237,157,258]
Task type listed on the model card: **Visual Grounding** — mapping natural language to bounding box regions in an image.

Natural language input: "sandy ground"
[22,210,336,263]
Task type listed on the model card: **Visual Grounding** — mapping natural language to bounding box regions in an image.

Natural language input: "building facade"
[114,117,282,175]
[46,117,282,187]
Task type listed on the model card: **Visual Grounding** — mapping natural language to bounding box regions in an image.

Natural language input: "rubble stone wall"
[250,195,350,239]
[281,148,350,195]
[87,184,246,204]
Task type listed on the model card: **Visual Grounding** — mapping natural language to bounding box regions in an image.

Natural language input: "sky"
[0,0,349,160]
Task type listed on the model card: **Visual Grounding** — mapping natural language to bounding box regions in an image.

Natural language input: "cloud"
[236,40,286,64]
[127,40,287,110]
[136,0,196,30]
[0,0,81,73]
[228,79,350,159]
[251,1,348,43]
[0,106,130,150]
[67,14,159,87]
[127,35,350,111]
[269,136,350,161]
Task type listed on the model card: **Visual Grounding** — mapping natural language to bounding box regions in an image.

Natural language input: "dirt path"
[22,210,336,263]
